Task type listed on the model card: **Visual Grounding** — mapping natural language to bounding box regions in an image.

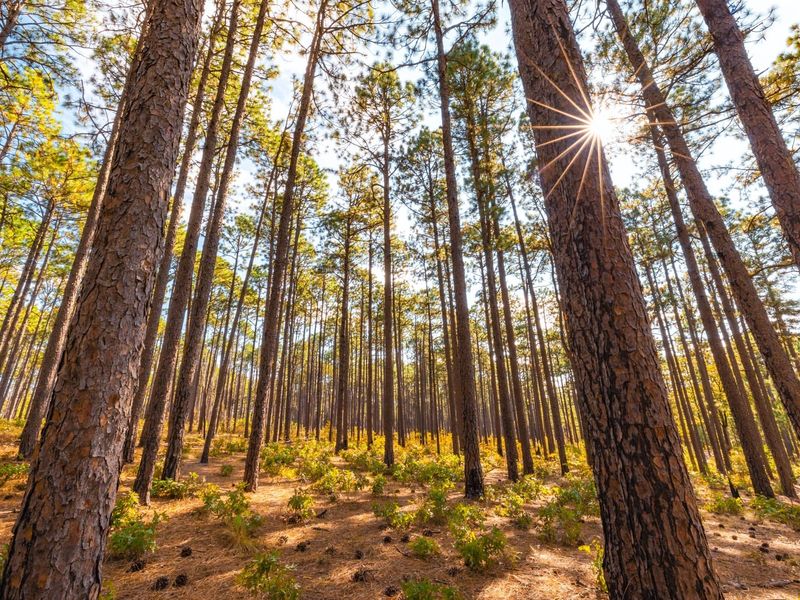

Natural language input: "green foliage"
[371,474,387,495]
[202,484,263,548]
[706,493,744,516]
[220,464,234,477]
[238,551,300,599]
[392,450,461,486]
[0,462,28,486]
[287,489,314,521]
[408,536,441,560]
[416,482,452,525]
[108,492,164,560]
[401,577,463,600]
[453,527,507,571]
[538,476,598,546]
[752,495,800,529]
[150,472,203,499]
[579,539,607,593]
[341,446,386,475]
[296,443,333,482]
[260,443,298,476]
[373,501,415,529]
[446,502,485,540]
[311,467,365,498]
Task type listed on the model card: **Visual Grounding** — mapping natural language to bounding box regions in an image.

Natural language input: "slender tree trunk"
[133,0,241,503]
[431,0,483,497]
[695,0,800,271]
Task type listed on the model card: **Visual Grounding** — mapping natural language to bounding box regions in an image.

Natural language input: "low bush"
[579,539,607,593]
[453,527,507,571]
[287,489,314,521]
[238,551,300,599]
[706,493,744,516]
[150,472,203,499]
[401,577,462,600]
[752,495,800,529]
[408,536,441,560]
[0,462,27,487]
[260,443,298,476]
[371,474,387,495]
[202,484,263,549]
[108,492,164,560]
[373,502,414,529]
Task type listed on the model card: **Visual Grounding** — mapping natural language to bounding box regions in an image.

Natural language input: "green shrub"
[446,502,485,540]
[538,476,598,546]
[454,527,507,571]
[108,492,164,560]
[706,493,744,515]
[408,536,440,560]
[238,551,300,599]
[373,501,415,529]
[392,451,460,486]
[401,577,462,600]
[579,539,607,593]
[416,483,452,525]
[752,495,800,529]
[371,474,387,495]
[150,472,203,499]
[341,446,386,475]
[202,484,263,548]
[220,464,234,477]
[0,462,27,487]
[287,489,314,521]
[260,443,298,476]
[311,467,364,498]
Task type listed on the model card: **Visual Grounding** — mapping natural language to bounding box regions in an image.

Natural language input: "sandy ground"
[0,425,799,599]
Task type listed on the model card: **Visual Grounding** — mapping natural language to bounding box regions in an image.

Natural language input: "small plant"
[752,495,800,529]
[108,492,164,560]
[0,462,27,487]
[238,551,300,599]
[373,501,414,529]
[416,483,452,525]
[706,493,744,516]
[446,502,485,539]
[454,527,507,571]
[579,539,607,593]
[260,443,297,476]
[538,476,598,546]
[371,474,387,495]
[408,536,441,560]
[287,489,314,521]
[401,577,462,600]
[202,484,263,549]
[311,467,364,499]
[220,464,234,477]
[150,472,203,499]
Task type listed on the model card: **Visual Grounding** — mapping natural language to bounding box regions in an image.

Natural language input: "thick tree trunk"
[508,0,723,597]
[0,0,201,592]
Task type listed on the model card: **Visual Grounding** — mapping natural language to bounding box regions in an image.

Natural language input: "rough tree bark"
[507,0,723,597]
[0,0,202,593]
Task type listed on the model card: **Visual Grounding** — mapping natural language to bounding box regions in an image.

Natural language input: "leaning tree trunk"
[0,0,202,593]
[133,0,241,503]
[606,0,800,445]
[507,0,723,597]
[695,0,800,272]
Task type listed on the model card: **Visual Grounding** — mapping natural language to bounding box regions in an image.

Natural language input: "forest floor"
[0,422,799,599]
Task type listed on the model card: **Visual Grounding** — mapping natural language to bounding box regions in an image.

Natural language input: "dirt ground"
[0,425,799,599]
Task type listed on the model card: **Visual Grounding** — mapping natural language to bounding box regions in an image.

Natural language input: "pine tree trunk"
[0,0,201,592]
[431,0,484,497]
[508,0,723,596]
[606,0,800,443]
[696,0,800,271]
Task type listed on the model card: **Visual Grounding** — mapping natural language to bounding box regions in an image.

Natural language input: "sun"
[587,106,614,143]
